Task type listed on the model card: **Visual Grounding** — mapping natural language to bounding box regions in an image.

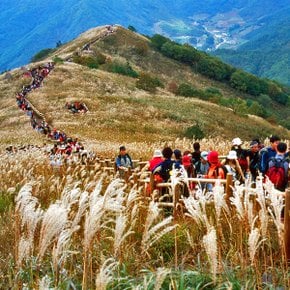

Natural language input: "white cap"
[200,151,208,160]
[227,150,237,160]
[153,149,163,157]
[232,137,242,146]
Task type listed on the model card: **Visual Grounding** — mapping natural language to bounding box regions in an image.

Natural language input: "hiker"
[153,147,175,182]
[115,146,133,171]
[223,150,239,182]
[231,138,249,178]
[182,151,193,177]
[173,149,182,169]
[259,135,281,175]
[205,151,227,191]
[195,151,209,177]
[266,142,289,191]
[247,140,260,181]
[149,149,163,172]
[195,151,210,190]
[191,142,201,164]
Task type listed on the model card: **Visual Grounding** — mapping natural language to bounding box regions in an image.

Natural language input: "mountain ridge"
[1,25,289,151]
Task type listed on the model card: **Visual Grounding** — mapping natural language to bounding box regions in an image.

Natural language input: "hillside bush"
[52,56,63,64]
[73,55,99,69]
[196,56,233,81]
[184,123,205,139]
[136,73,163,92]
[105,61,138,78]
[150,34,171,50]
[31,48,56,62]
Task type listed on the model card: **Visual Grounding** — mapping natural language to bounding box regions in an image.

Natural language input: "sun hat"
[200,151,208,161]
[227,150,237,160]
[153,149,163,157]
[232,137,242,146]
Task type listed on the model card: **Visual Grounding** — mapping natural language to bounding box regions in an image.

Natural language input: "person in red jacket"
[149,149,163,172]
[206,151,226,179]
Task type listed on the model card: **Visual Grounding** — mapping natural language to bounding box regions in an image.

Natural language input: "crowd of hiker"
[65,101,88,114]
[116,136,290,193]
[16,63,55,136]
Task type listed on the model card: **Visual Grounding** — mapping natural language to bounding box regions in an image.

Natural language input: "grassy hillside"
[0,26,289,151]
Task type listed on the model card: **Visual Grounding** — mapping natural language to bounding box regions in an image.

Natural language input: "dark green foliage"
[184,123,205,139]
[219,97,248,116]
[136,73,163,92]
[205,87,222,96]
[246,100,268,118]
[128,25,137,32]
[106,61,139,78]
[52,56,64,64]
[196,56,234,81]
[72,55,99,69]
[161,42,200,64]
[31,48,55,62]
[150,34,171,50]
[177,83,197,97]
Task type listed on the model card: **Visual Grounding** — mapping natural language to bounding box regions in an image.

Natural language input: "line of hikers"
[115,136,290,192]
[16,63,55,135]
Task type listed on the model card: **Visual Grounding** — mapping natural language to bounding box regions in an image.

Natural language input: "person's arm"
[116,156,122,168]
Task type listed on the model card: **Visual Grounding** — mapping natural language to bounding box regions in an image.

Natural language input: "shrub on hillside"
[177,83,205,99]
[150,34,171,50]
[73,55,99,69]
[136,73,163,92]
[31,48,56,62]
[52,56,64,64]
[105,61,139,78]
[184,123,205,139]
[128,25,137,32]
[196,56,233,81]
[161,42,200,64]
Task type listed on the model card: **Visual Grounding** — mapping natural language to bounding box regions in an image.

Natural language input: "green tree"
[31,48,55,62]
[128,25,137,32]
[150,34,171,50]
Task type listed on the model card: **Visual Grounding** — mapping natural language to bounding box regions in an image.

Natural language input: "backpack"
[214,165,228,179]
[265,158,287,190]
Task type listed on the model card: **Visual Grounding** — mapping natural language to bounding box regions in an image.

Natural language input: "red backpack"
[265,158,287,190]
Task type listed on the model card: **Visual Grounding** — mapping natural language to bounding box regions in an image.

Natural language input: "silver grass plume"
[213,183,229,220]
[203,226,217,280]
[230,186,245,220]
[71,190,89,232]
[267,189,284,241]
[248,218,265,265]
[95,258,118,290]
[113,214,134,257]
[184,196,209,227]
[154,267,171,290]
[84,179,125,252]
[52,228,73,275]
[141,201,176,253]
[17,237,31,267]
[38,275,51,290]
[16,183,43,264]
[38,202,68,260]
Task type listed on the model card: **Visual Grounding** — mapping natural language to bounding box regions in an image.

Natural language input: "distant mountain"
[1,0,290,85]
[213,8,290,85]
